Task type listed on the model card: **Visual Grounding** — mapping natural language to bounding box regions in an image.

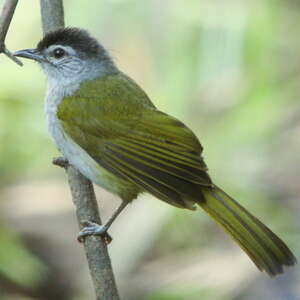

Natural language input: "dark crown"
[37,27,102,57]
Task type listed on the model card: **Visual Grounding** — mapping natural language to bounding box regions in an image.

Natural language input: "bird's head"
[14,27,116,85]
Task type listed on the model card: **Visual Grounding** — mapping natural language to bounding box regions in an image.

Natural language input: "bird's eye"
[53,47,65,58]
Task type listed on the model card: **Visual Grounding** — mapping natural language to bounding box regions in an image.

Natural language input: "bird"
[14,27,296,276]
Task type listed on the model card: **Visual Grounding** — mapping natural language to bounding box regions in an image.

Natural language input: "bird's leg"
[78,201,129,244]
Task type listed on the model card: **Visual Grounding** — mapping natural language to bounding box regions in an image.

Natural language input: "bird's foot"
[78,221,112,245]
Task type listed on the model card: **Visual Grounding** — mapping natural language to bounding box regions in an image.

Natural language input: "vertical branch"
[40,0,64,34]
[40,1,120,299]
[64,165,120,300]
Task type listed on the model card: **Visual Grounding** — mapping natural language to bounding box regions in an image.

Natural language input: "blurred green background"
[0,0,299,299]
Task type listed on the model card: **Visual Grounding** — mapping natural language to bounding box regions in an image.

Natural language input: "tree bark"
[0,0,23,65]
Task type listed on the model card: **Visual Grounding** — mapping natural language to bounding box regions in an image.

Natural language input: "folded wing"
[58,95,211,209]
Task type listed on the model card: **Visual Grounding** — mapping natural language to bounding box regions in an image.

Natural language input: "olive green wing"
[58,76,211,208]
[99,110,212,207]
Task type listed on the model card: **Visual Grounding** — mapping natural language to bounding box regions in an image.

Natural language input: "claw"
[78,221,112,244]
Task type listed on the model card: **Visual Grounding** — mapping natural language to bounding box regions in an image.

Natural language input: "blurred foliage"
[0,227,46,288]
[0,0,299,299]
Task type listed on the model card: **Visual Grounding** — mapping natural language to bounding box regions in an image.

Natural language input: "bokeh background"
[0,0,299,299]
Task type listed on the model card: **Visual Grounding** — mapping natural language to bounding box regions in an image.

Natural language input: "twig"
[53,158,119,300]
[40,1,120,298]
[0,0,23,66]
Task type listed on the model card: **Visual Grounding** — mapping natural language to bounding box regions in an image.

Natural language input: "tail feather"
[199,186,296,276]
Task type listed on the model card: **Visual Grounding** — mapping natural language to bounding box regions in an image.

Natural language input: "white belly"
[49,116,101,180]
[44,87,119,194]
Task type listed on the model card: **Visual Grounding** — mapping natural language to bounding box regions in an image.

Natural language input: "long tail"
[199,185,297,276]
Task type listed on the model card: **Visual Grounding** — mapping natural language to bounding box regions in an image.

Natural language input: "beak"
[13,48,45,62]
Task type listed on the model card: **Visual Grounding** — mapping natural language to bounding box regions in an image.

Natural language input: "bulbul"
[14,27,296,276]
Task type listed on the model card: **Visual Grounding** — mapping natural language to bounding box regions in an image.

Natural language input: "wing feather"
[57,74,211,208]
[110,140,208,184]
[102,147,185,207]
